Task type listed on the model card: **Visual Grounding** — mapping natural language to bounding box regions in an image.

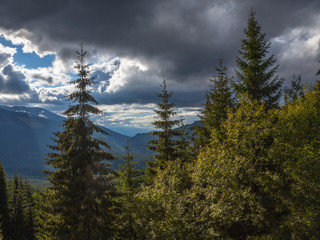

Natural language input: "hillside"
[0,105,198,178]
[0,106,154,178]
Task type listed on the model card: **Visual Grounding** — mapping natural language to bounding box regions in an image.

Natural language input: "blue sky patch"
[0,35,55,69]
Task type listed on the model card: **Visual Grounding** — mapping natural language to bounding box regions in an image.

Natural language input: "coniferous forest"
[1,10,320,239]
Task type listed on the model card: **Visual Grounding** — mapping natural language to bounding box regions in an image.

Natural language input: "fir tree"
[175,116,196,163]
[197,58,233,148]
[118,141,138,192]
[234,9,283,108]
[117,142,139,240]
[284,75,304,103]
[9,174,25,240]
[147,79,180,169]
[23,181,35,240]
[0,161,10,239]
[40,45,117,239]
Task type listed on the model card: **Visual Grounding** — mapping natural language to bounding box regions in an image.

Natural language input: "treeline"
[1,9,320,239]
[0,163,35,240]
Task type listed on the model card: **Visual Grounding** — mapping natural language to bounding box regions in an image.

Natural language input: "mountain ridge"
[0,105,197,178]
[0,106,153,178]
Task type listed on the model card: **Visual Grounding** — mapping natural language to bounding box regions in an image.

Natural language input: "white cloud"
[105,58,149,93]
[36,84,74,103]
[2,29,54,57]
[91,103,199,130]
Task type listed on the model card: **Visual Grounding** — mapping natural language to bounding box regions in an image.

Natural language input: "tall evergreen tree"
[23,181,35,240]
[234,9,283,108]
[284,75,304,103]
[40,45,117,239]
[117,142,139,240]
[147,79,180,169]
[175,116,196,163]
[118,141,138,192]
[0,161,10,239]
[9,174,25,240]
[197,58,233,147]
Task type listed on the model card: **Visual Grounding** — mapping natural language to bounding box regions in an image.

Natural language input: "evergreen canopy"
[234,9,283,108]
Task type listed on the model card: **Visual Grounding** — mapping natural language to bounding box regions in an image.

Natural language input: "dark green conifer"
[197,58,233,147]
[9,174,25,240]
[234,9,283,108]
[117,142,139,240]
[147,79,180,169]
[284,75,304,103]
[118,142,138,192]
[40,45,117,239]
[175,117,195,163]
[23,182,35,240]
[0,161,10,239]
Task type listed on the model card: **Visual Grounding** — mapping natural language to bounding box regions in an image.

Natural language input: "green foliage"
[136,160,194,239]
[38,45,118,239]
[116,142,140,239]
[147,79,180,169]
[175,117,196,163]
[234,9,283,109]
[197,58,233,149]
[0,161,10,239]
[7,174,36,240]
[284,75,304,103]
[270,83,320,238]
[118,142,139,192]
[9,175,26,240]
[191,95,286,239]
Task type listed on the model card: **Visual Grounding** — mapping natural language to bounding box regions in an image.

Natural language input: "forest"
[1,9,320,239]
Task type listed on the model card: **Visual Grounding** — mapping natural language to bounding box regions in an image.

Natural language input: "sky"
[0,0,320,136]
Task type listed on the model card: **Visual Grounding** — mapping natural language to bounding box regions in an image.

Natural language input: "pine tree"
[117,142,139,240]
[197,58,233,148]
[147,79,180,169]
[0,161,10,239]
[40,45,117,239]
[118,141,138,192]
[175,117,196,163]
[234,9,283,109]
[284,75,304,103]
[9,174,25,240]
[23,181,35,240]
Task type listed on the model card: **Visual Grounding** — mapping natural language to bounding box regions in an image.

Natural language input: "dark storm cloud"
[0,65,30,94]
[0,0,320,105]
[95,83,206,108]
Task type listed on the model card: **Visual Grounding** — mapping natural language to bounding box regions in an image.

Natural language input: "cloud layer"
[0,0,320,132]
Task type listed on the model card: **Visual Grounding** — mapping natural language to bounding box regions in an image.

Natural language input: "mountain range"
[0,106,155,178]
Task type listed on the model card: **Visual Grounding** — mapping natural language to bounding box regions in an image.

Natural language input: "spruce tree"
[234,9,283,108]
[0,161,10,239]
[147,79,180,169]
[24,181,35,240]
[40,45,117,239]
[284,75,304,103]
[118,141,138,192]
[117,142,139,240]
[175,117,195,163]
[9,174,25,240]
[197,58,233,147]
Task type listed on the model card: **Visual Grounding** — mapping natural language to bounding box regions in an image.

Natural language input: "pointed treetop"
[234,8,283,109]
[64,44,102,118]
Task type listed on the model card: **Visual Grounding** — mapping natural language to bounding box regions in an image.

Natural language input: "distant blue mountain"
[0,106,197,178]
